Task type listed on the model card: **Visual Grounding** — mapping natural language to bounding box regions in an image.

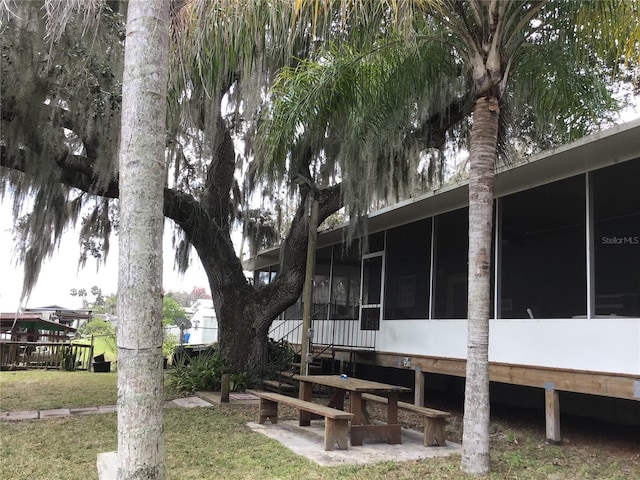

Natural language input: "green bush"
[166,350,227,393]
[77,319,117,356]
[167,340,293,394]
[60,346,78,371]
[162,331,177,358]
[78,318,115,336]
[229,371,262,392]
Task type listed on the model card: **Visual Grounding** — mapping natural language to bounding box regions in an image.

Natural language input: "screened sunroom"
[248,120,640,420]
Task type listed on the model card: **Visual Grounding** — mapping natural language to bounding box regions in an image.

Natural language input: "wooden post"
[221,374,231,403]
[414,366,425,406]
[299,381,313,426]
[257,398,278,424]
[89,335,95,372]
[424,417,447,446]
[544,382,561,444]
[299,194,318,385]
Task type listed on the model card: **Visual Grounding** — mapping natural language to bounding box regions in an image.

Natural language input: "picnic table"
[293,374,411,446]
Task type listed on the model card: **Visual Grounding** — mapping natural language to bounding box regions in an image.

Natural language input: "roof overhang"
[25,307,92,319]
[0,313,77,333]
[245,119,640,271]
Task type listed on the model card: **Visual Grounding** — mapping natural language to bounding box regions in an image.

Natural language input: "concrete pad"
[230,392,260,401]
[96,451,117,480]
[4,410,39,421]
[40,408,71,418]
[196,390,260,405]
[248,420,461,467]
[172,396,213,408]
[70,407,100,415]
[98,405,117,413]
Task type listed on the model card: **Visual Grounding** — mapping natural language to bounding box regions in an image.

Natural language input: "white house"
[246,119,640,438]
[185,298,217,345]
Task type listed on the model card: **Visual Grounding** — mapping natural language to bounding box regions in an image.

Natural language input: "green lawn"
[0,370,637,480]
[73,334,117,363]
[0,370,118,411]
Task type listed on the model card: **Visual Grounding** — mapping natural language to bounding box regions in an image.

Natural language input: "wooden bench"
[247,390,354,451]
[361,393,451,446]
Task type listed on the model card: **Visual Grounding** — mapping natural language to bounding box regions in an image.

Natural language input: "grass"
[0,370,118,411]
[73,334,117,363]
[0,370,185,411]
[1,370,638,480]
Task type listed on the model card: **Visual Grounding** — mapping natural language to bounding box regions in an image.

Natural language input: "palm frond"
[257,32,466,243]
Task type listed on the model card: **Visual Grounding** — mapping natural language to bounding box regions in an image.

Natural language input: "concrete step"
[262,379,296,393]
[289,362,322,373]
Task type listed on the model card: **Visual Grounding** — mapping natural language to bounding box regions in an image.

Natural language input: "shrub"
[78,318,115,336]
[78,319,117,355]
[60,346,78,371]
[166,350,227,393]
[229,371,262,392]
[172,344,217,366]
[163,331,177,358]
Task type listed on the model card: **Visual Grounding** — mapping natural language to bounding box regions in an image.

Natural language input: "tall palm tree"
[116,1,169,478]
[259,0,638,474]
[3,1,170,477]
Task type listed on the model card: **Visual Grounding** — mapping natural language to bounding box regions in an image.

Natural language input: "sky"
[0,202,211,312]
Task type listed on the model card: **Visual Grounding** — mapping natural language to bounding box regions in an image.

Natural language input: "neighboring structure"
[0,306,92,369]
[187,298,218,345]
[24,305,93,330]
[0,312,76,343]
[166,299,218,346]
[246,119,640,437]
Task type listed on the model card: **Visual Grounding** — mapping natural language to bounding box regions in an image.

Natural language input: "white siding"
[378,318,640,375]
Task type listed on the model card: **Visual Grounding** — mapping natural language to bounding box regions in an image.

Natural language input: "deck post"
[544,382,561,444]
[414,366,425,406]
[89,335,95,372]
[299,192,318,381]
[221,373,231,403]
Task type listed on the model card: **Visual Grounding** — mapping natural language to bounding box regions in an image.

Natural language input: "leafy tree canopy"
[165,287,211,308]
[78,317,115,337]
[162,296,187,326]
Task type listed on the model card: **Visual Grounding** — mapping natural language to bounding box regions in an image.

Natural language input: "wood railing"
[0,341,94,370]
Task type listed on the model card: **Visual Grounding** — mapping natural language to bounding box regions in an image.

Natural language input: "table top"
[293,374,411,393]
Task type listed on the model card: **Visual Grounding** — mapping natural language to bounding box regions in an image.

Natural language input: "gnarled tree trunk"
[186,183,342,374]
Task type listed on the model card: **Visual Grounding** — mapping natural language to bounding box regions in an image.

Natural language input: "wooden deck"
[334,350,640,401]
[0,341,94,370]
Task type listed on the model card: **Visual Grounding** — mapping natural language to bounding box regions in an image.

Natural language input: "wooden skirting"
[334,349,639,402]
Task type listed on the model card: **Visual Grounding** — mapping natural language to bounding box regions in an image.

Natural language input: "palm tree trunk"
[116,1,169,479]
[461,95,499,475]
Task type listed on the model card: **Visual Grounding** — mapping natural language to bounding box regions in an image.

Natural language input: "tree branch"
[1,146,121,198]
[412,95,471,149]
[201,107,236,229]
[253,181,343,325]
